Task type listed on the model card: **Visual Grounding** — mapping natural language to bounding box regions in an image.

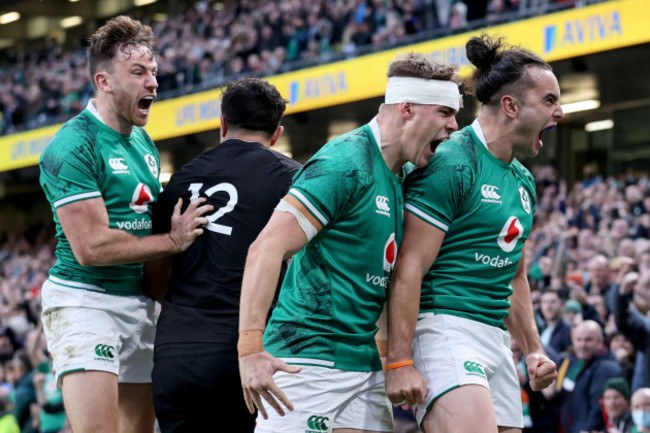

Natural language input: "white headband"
[385,76,460,111]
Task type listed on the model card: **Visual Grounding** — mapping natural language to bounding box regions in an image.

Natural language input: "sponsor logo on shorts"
[306,415,329,432]
[463,360,485,377]
[375,195,391,217]
[94,344,115,362]
[480,184,502,205]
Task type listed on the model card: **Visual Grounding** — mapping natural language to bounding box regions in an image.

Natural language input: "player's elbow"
[246,236,268,264]
[74,249,98,267]
[72,242,105,266]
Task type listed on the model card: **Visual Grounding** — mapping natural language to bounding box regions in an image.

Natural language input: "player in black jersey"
[147,77,301,433]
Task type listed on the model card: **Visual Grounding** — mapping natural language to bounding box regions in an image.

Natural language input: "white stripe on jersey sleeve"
[53,191,102,208]
[405,203,449,232]
[288,188,329,226]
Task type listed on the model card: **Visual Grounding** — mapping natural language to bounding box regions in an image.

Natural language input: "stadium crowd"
[1,163,649,432]
[0,0,590,135]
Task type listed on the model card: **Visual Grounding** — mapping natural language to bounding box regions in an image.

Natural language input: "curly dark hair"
[221,77,287,138]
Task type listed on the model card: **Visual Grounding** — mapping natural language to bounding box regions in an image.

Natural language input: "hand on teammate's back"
[168,198,213,253]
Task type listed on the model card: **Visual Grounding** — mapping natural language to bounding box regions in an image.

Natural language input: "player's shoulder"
[436,127,479,165]
[132,126,156,149]
[48,111,97,148]
[511,158,535,185]
[41,111,98,165]
[263,147,302,176]
[315,125,376,172]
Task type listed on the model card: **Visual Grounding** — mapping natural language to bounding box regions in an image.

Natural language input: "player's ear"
[398,102,414,120]
[220,115,228,139]
[269,125,284,147]
[95,72,110,93]
[502,95,519,119]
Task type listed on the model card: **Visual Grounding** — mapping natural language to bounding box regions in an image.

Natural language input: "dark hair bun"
[466,36,500,72]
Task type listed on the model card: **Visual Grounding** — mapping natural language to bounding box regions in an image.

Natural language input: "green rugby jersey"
[405,119,536,329]
[264,120,403,372]
[39,107,161,296]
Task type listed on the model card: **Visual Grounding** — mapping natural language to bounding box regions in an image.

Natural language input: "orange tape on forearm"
[386,360,414,370]
[237,330,264,357]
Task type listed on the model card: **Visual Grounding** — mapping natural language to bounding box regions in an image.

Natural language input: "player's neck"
[92,97,134,135]
[376,119,404,175]
[477,112,516,164]
[222,132,271,148]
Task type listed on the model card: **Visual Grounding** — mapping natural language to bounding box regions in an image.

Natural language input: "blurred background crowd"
[0,0,586,135]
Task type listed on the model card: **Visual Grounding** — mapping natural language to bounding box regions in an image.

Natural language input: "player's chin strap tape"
[238,330,264,357]
[276,199,318,242]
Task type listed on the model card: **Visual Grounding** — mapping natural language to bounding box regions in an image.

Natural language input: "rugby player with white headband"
[386,35,562,433]
[237,52,460,433]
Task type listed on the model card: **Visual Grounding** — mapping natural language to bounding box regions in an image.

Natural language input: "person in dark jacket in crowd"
[616,272,650,391]
[539,289,573,354]
[601,377,634,433]
[558,320,623,433]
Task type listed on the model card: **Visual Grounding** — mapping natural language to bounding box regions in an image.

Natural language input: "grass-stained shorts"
[256,364,393,433]
[41,278,155,385]
[412,313,523,428]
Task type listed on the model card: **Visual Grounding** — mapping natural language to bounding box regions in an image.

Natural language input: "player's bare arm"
[58,196,212,266]
[238,200,322,418]
[386,212,444,406]
[505,248,557,391]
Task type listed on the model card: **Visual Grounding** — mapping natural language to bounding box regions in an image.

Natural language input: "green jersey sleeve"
[40,127,101,209]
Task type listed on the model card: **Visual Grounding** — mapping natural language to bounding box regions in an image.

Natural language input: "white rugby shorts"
[411,313,523,428]
[255,364,393,433]
[41,278,155,385]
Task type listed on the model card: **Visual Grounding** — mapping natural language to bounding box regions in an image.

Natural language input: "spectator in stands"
[0,386,19,433]
[539,289,573,353]
[601,377,634,433]
[631,388,650,432]
[616,271,650,389]
[0,0,547,133]
[558,320,623,433]
[564,298,583,326]
[6,351,36,433]
[610,331,638,386]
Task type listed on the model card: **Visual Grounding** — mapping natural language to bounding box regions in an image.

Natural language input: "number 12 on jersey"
[188,182,238,235]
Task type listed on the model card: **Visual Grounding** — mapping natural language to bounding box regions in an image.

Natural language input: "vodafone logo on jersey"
[129,183,153,214]
[497,216,524,252]
[383,232,397,272]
